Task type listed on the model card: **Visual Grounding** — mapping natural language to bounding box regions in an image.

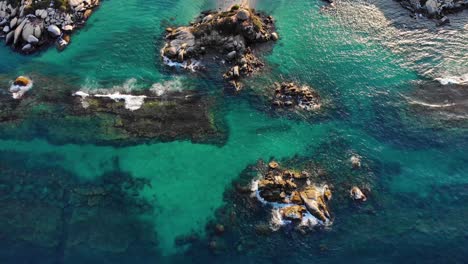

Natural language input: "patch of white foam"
[94,93,147,111]
[9,78,33,99]
[73,91,147,111]
[162,56,201,72]
[402,94,456,108]
[150,79,184,96]
[435,73,468,85]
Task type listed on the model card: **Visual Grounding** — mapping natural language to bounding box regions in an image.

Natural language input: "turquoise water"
[1,0,467,262]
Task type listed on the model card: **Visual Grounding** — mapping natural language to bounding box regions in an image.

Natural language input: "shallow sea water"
[0,0,467,263]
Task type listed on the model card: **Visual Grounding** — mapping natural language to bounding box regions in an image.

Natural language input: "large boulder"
[47,24,61,37]
[21,23,35,42]
[10,17,17,28]
[299,185,332,223]
[13,19,27,45]
[34,26,42,39]
[5,30,14,44]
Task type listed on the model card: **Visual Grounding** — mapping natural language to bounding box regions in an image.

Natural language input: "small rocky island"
[0,0,100,53]
[272,82,322,112]
[161,4,278,91]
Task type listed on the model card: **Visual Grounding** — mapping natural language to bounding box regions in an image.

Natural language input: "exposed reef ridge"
[0,0,100,53]
[161,4,278,91]
[0,75,226,145]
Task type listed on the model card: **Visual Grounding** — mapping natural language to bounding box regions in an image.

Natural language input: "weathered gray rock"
[21,23,34,42]
[5,30,13,44]
[226,50,237,60]
[47,24,61,37]
[425,0,440,15]
[2,25,8,33]
[27,34,39,44]
[14,19,27,45]
[10,16,17,28]
[22,43,32,51]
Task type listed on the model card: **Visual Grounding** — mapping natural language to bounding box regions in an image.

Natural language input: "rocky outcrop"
[255,160,333,227]
[272,82,322,111]
[0,0,100,53]
[161,5,278,91]
[396,0,467,19]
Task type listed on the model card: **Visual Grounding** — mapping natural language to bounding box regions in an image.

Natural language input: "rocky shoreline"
[161,5,278,91]
[0,0,100,53]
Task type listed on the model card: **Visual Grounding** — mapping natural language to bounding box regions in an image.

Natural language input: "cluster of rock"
[255,161,333,226]
[253,160,369,230]
[272,82,321,111]
[397,0,467,21]
[161,5,278,91]
[0,0,100,53]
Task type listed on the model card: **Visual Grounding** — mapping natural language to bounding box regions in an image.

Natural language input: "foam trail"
[435,73,468,86]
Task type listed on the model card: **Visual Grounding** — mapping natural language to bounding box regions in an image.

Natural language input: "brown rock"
[268,161,279,169]
[350,186,367,201]
[280,205,305,221]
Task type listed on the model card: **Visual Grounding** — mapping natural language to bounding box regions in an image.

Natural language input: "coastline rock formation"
[161,4,278,91]
[254,161,333,229]
[272,82,322,111]
[396,0,467,20]
[0,0,100,53]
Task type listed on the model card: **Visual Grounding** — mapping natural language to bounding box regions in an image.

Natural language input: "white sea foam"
[73,91,147,111]
[162,56,201,72]
[435,73,468,86]
[402,94,456,108]
[150,79,184,96]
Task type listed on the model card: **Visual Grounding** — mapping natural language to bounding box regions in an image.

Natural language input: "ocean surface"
[0,0,467,263]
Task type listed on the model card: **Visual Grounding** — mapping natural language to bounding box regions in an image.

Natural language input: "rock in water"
[21,23,35,42]
[271,32,279,41]
[350,187,367,201]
